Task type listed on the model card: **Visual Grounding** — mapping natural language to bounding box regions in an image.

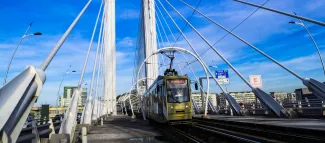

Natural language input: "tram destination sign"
[169,79,186,84]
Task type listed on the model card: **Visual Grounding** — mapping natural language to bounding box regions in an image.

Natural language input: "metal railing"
[16,117,62,143]
[216,99,325,118]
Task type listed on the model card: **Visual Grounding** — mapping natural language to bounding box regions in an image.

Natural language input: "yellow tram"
[143,73,192,123]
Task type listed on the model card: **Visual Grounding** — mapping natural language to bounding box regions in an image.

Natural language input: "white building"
[270,92,288,103]
[229,91,257,104]
[285,93,296,103]
[60,86,87,107]
[191,92,217,110]
[217,93,228,108]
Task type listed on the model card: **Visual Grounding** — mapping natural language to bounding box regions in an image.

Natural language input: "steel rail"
[192,117,325,142]
[191,124,261,143]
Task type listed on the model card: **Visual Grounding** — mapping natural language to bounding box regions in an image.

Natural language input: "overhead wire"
[156,12,184,75]
[156,23,166,75]
[156,2,210,96]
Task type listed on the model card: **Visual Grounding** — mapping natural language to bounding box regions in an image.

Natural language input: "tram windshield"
[166,79,189,103]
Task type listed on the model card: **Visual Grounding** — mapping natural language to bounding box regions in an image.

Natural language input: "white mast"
[142,0,158,88]
[103,0,116,115]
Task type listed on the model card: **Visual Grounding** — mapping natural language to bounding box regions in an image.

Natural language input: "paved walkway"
[87,115,168,143]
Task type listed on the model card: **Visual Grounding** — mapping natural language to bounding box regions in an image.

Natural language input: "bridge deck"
[194,114,325,131]
[87,115,169,143]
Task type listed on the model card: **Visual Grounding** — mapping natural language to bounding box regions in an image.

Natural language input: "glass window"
[166,79,189,103]
[158,86,161,96]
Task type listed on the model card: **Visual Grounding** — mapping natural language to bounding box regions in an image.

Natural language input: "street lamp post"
[289,14,325,76]
[3,22,42,85]
[56,66,76,114]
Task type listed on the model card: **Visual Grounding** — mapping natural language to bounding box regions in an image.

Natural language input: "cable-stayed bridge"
[1,0,325,142]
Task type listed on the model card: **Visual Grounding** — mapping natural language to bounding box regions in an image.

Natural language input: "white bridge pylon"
[136,47,211,120]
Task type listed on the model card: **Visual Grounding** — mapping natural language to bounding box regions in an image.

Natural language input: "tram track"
[157,121,261,143]
[157,118,325,143]
[190,117,325,142]
[165,123,269,143]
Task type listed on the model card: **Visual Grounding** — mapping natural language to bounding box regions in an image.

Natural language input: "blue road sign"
[215,70,229,78]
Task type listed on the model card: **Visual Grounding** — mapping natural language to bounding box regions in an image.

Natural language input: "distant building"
[229,91,256,104]
[294,88,318,101]
[30,106,41,118]
[223,91,296,105]
[31,106,84,118]
[217,93,228,108]
[59,86,87,107]
[49,106,84,117]
[191,92,217,110]
[270,92,288,103]
[294,88,324,116]
[285,93,296,103]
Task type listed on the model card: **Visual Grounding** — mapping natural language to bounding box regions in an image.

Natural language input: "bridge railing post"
[81,127,87,143]
[48,118,55,139]
[32,120,41,143]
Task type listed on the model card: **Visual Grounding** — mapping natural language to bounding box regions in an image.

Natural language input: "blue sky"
[1,0,325,106]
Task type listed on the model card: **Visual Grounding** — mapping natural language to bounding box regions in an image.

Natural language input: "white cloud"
[117,37,135,47]
[0,34,101,105]
[305,0,325,11]
[0,43,16,49]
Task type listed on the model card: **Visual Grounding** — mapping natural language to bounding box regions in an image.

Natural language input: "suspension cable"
[156,3,210,94]
[78,0,103,87]
[95,21,105,100]
[182,0,270,69]
[180,0,303,81]
[156,31,165,75]
[156,15,169,68]
[133,3,145,84]
[163,0,254,89]
[88,2,104,98]
[171,0,202,48]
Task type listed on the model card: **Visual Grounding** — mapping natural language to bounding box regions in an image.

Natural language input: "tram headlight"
[185,105,188,108]
[170,106,173,109]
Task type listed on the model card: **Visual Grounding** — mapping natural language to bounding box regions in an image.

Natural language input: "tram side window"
[155,88,157,97]
[166,79,189,103]
[157,86,161,96]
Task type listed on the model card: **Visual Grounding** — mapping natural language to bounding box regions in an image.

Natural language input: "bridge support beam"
[0,66,45,143]
[59,89,80,140]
